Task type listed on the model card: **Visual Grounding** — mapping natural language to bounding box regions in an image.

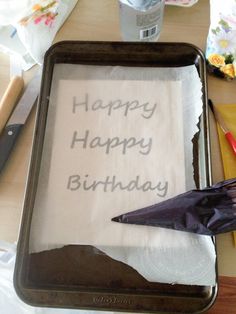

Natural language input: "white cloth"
[0,0,78,69]
[206,0,236,79]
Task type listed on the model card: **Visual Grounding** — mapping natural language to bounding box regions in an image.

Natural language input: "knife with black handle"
[0,72,41,174]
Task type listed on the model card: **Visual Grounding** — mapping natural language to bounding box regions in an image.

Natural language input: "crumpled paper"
[0,0,77,69]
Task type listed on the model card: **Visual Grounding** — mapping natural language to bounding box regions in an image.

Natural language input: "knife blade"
[0,72,41,174]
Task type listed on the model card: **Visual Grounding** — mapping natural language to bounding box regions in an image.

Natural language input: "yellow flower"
[32,4,42,11]
[219,39,229,49]
[233,61,236,76]
[220,64,235,79]
[208,53,225,68]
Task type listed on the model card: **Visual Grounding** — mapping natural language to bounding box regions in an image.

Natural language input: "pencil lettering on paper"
[73,94,157,119]
[67,83,166,200]
[72,95,89,113]
[70,130,152,155]
[67,174,168,197]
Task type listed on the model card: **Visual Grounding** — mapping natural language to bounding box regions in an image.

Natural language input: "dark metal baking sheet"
[14,41,217,313]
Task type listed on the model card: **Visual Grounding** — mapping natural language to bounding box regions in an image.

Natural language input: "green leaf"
[219,19,232,31]
[225,54,234,64]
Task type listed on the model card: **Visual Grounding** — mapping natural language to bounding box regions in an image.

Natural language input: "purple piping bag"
[112,178,236,236]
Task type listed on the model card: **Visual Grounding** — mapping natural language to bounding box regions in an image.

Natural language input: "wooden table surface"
[0,0,236,313]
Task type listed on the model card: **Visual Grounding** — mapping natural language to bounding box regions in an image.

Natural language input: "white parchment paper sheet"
[29,64,216,286]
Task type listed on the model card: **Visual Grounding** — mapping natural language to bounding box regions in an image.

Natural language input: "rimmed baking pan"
[14,41,217,313]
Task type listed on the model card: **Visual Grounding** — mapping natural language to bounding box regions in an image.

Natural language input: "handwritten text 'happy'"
[73,94,157,119]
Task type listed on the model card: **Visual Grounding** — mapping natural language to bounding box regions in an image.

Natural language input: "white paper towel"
[29,64,216,286]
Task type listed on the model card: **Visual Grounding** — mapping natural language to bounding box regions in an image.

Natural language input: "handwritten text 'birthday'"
[67,174,168,197]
